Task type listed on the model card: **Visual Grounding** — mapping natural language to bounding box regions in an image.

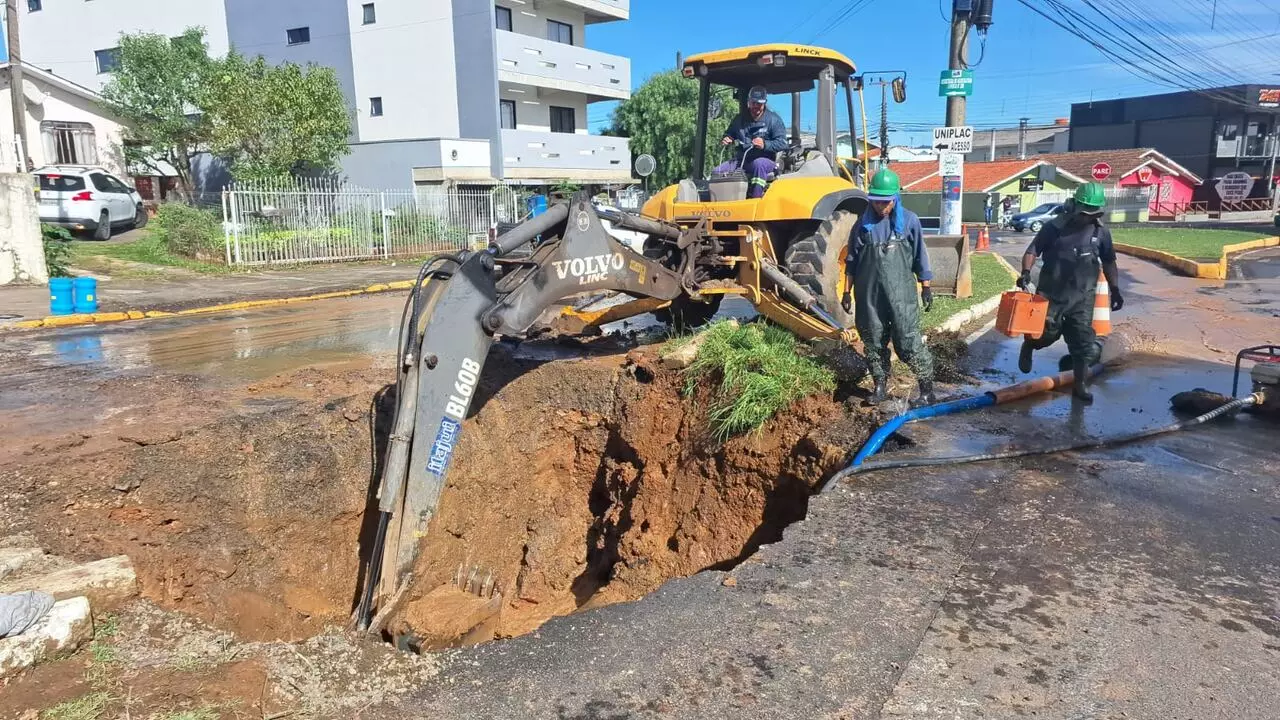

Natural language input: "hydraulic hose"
[820,364,1105,494]
[824,394,1262,488]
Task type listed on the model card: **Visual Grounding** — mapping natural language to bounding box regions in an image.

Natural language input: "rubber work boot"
[1018,339,1035,374]
[1071,359,1094,404]
[867,378,889,405]
[911,379,937,408]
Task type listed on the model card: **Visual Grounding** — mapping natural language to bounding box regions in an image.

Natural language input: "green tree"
[607,70,734,189]
[101,28,214,201]
[205,53,352,181]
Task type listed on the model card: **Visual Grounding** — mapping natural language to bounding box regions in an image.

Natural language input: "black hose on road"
[827,393,1263,483]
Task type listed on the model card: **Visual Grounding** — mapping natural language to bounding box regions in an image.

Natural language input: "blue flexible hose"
[848,393,995,469]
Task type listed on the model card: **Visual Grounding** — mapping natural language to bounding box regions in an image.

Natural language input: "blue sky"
[587,0,1280,146]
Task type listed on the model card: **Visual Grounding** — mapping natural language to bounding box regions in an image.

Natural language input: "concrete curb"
[1114,236,1280,280]
[5,279,417,332]
[929,251,1018,336]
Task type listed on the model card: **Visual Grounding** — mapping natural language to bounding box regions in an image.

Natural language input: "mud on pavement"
[1,334,874,713]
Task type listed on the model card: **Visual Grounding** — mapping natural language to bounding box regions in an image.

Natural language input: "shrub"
[152,203,223,259]
[42,223,73,277]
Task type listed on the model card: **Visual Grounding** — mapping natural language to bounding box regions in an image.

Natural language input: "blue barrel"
[72,277,98,314]
[527,194,548,218]
[49,277,74,315]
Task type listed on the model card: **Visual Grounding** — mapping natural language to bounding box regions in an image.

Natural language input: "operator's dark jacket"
[723,109,789,160]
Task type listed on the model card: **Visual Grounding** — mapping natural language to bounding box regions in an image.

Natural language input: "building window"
[362,3,376,25]
[369,97,383,117]
[547,20,573,45]
[41,121,99,165]
[550,106,575,134]
[94,48,121,74]
[27,0,41,12]
[500,100,517,130]
[287,27,311,45]
[496,6,512,31]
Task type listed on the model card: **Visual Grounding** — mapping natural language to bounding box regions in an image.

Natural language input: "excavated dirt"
[388,348,864,645]
[1,339,872,655]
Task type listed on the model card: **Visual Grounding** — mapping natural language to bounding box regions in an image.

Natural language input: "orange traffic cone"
[978,226,990,250]
[1093,269,1111,337]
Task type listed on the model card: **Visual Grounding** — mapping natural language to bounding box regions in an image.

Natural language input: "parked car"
[35,165,147,240]
[1011,203,1063,233]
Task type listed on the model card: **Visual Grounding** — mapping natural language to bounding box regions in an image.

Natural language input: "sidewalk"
[0,262,420,328]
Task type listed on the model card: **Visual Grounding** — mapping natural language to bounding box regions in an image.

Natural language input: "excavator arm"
[358,196,693,627]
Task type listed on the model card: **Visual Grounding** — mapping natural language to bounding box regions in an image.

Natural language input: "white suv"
[36,165,147,240]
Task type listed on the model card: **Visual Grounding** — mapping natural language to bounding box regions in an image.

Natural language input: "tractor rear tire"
[653,294,723,332]
[782,209,859,328]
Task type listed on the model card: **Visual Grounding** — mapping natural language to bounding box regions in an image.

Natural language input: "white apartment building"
[17,0,633,188]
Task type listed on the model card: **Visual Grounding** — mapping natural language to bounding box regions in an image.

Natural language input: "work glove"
[920,286,934,313]
[841,291,853,314]
[1110,288,1124,312]
[1017,270,1032,291]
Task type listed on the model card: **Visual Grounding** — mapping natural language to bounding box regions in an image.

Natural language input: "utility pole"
[5,0,27,170]
[880,81,889,166]
[945,3,969,127]
[1017,117,1029,160]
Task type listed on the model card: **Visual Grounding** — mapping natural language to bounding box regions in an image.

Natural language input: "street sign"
[938,69,974,97]
[939,152,963,177]
[1215,171,1255,202]
[932,126,974,154]
[1091,162,1112,181]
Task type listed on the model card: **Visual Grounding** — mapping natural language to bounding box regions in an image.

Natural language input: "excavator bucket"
[925,233,973,299]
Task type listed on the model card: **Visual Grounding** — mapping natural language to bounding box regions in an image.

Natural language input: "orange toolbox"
[996,291,1049,338]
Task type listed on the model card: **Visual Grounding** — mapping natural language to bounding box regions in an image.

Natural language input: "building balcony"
[496,30,630,102]
[501,129,631,182]
[558,0,629,23]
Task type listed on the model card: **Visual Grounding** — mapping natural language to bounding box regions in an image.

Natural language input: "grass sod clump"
[1111,227,1271,262]
[680,320,836,440]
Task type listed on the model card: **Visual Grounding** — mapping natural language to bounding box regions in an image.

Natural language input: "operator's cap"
[747,85,768,104]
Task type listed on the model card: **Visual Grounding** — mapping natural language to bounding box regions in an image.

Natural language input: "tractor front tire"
[782,209,859,328]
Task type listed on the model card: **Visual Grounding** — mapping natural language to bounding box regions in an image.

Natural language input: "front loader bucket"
[925,234,972,299]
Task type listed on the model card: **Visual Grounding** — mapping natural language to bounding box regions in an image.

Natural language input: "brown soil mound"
[388,348,864,645]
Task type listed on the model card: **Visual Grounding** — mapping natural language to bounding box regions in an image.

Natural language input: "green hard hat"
[1073,181,1106,210]
[868,168,900,200]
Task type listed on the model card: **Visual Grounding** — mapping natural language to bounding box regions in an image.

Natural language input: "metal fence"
[222,178,527,266]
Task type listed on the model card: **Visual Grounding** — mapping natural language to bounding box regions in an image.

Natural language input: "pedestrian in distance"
[841,168,937,408]
[1016,182,1124,404]
[714,86,788,198]
[984,193,994,224]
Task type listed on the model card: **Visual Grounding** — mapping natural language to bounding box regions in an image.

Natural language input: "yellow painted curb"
[1218,236,1280,278]
[4,279,415,331]
[1113,243,1221,279]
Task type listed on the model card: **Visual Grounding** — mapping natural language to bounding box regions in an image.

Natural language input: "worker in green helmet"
[842,167,936,407]
[1017,181,1124,403]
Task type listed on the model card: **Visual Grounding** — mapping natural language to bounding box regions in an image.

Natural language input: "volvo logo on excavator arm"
[551,253,626,285]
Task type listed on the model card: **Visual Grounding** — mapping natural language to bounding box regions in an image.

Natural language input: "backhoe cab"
[640,44,871,331]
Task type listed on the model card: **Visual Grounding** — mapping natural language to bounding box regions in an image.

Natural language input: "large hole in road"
[4,341,868,650]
